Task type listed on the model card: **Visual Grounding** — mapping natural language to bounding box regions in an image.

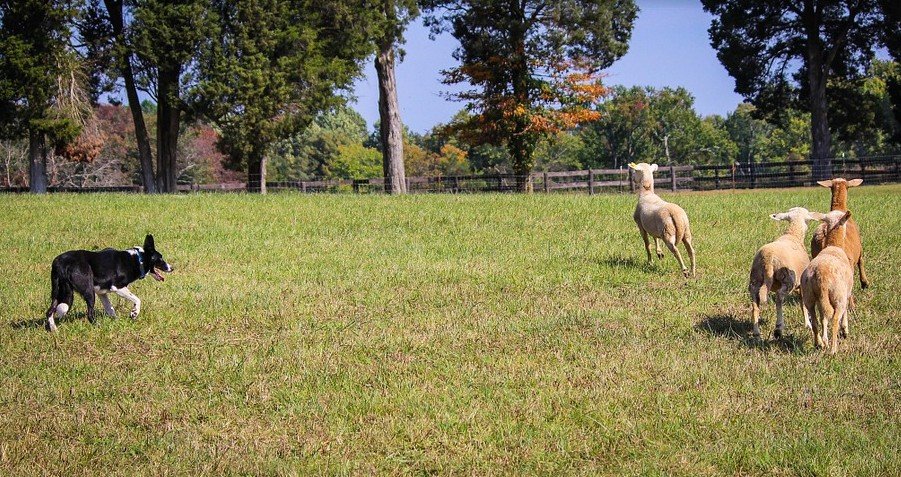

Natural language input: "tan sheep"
[801,210,855,354]
[748,207,820,338]
[811,178,869,289]
[628,162,696,277]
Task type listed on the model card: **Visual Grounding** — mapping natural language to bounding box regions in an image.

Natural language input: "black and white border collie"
[45,234,173,332]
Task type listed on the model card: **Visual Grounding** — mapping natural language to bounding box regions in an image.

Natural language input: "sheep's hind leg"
[750,288,762,338]
[664,238,689,277]
[840,302,850,339]
[683,235,696,277]
[640,229,653,264]
[773,292,785,339]
[806,302,822,349]
[830,303,847,354]
[858,255,870,289]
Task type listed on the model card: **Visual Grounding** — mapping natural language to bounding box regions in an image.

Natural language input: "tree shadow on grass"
[695,313,809,354]
[9,311,87,331]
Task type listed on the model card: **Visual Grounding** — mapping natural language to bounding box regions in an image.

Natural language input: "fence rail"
[2,156,899,194]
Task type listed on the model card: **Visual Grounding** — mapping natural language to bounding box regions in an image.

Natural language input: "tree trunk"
[509,12,535,192]
[808,67,832,180]
[663,134,671,164]
[374,40,406,194]
[247,155,267,194]
[805,14,832,180]
[28,130,48,193]
[104,0,156,193]
[156,66,181,193]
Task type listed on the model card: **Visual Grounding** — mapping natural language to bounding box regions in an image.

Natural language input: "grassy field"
[0,185,899,475]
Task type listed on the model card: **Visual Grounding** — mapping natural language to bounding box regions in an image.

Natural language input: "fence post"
[714,167,720,190]
[543,172,549,193]
[588,169,595,195]
[301,181,307,193]
[895,156,900,182]
[750,161,756,189]
[670,165,677,191]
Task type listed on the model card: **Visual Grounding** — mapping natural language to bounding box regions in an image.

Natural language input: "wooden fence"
[2,156,899,194]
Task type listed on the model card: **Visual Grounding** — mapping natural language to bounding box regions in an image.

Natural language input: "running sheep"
[628,162,696,277]
[748,207,820,338]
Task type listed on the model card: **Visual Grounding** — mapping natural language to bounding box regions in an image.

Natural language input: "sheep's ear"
[650,164,658,172]
[838,211,852,226]
[627,162,637,170]
[847,178,863,187]
[807,212,825,222]
[817,180,833,188]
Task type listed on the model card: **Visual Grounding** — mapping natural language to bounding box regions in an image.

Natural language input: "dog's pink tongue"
[151,270,164,281]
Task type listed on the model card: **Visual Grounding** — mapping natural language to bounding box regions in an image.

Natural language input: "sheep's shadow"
[598,254,656,271]
[695,313,809,354]
[9,311,87,331]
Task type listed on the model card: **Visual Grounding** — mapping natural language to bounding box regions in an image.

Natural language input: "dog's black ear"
[144,234,155,250]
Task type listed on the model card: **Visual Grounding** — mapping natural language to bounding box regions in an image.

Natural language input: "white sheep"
[628,162,696,277]
[801,210,855,354]
[748,207,820,338]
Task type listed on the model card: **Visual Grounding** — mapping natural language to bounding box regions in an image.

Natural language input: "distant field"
[1,186,898,475]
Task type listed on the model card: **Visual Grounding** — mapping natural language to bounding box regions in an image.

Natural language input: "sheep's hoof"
[682,269,691,278]
[773,328,783,339]
[860,280,869,290]
[840,328,848,339]
[656,251,665,259]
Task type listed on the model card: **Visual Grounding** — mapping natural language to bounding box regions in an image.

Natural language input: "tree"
[0,0,82,193]
[649,87,701,164]
[703,0,891,179]
[579,86,656,169]
[131,0,215,192]
[829,58,901,155]
[269,105,372,181]
[197,0,370,193]
[81,0,158,192]
[723,103,773,165]
[372,0,418,194]
[423,0,637,190]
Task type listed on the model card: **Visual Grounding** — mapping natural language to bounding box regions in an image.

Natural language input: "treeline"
[1,1,898,192]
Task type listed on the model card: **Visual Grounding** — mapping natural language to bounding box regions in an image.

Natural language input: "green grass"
[1,186,899,475]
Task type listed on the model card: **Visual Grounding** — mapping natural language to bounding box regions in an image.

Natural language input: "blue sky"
[349,0,745,133]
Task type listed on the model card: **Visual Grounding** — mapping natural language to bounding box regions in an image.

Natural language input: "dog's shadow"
[9,311,87,331]
[695,313,808,354]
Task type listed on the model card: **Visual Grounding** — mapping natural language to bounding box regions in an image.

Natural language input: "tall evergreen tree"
[196,0,370,193]
[703,0,892,178]
[423,0,637,190]
[0,0,82,193]
[131,0,215,192]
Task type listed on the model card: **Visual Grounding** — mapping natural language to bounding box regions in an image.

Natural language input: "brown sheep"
[748,207,820,338]
[628,162,696,277]
[811,178,869,289]
[802,210,855,354]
